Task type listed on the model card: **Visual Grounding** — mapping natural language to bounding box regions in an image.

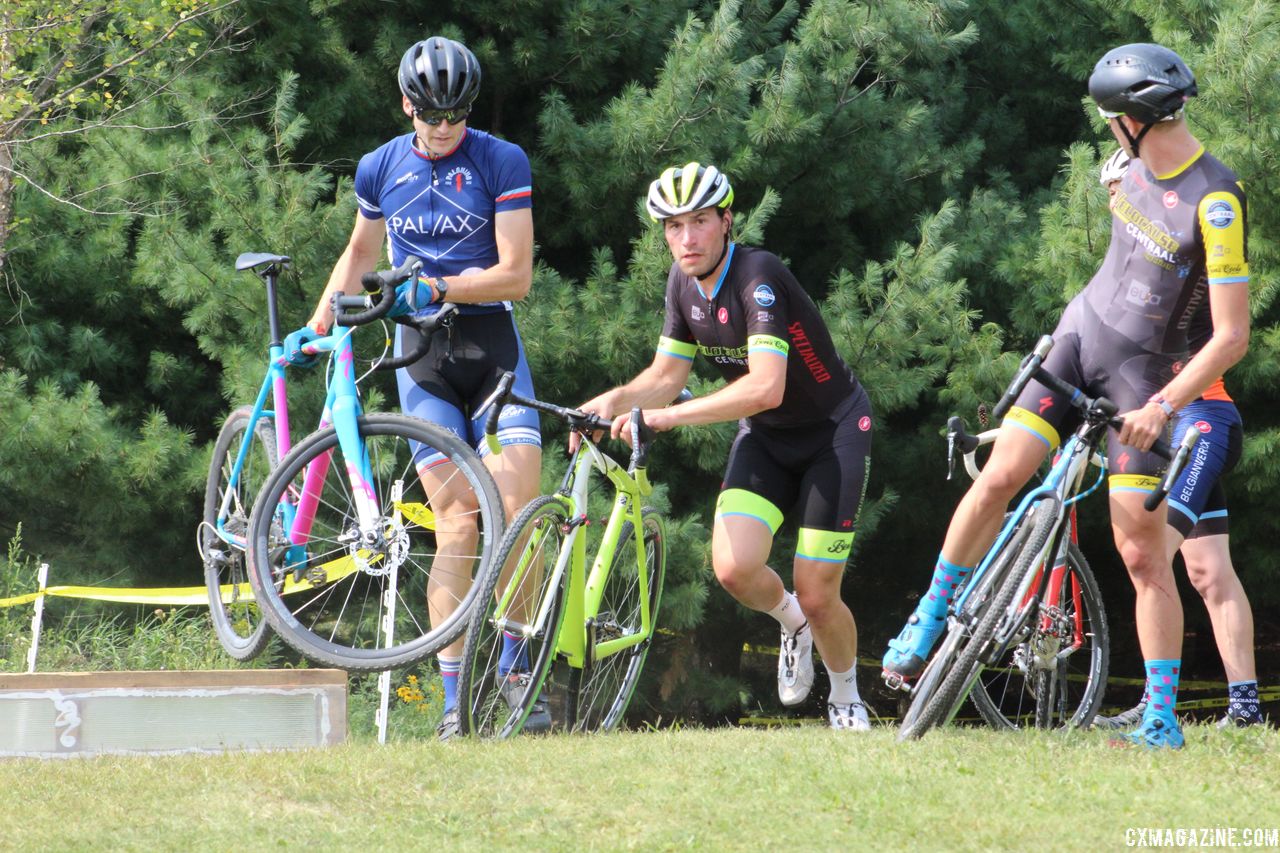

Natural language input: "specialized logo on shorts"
[753,284,776,307]
[1172,361,1184,374]
[1205,200,1235,228]
[1163,191,1179,209]
[1116,451,1130,473]
[1195,420,1212,434]
[841,519,853,529]
[858,416,871,431]
[718,307,729,324]
[442,166,474,193]
[1039,396,1054,415]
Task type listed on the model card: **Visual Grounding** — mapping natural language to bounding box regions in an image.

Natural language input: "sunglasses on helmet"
[414,106,471,126]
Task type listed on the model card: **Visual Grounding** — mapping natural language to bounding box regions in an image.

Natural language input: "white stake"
[26,562,49,673]
[375,481,404,745]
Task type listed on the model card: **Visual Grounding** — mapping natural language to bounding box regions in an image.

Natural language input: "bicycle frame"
[491,435,656,671]
[211,255,427,585]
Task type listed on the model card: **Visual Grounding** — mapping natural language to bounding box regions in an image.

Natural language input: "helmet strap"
[1116,119,1154,160]
[695,232,731,284]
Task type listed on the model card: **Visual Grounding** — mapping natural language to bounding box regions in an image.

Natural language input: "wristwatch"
[432,276,449,302]
[1148,393,1175,419]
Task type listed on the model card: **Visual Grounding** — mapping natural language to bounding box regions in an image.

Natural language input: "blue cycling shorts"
[395,311,541,470]
[1167,399,1242,539]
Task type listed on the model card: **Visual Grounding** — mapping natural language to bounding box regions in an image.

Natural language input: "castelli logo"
[1163,191,1179,209]
[717,307,728,324]
[858,416,871,432]
[1195,420,1212,434]
[1172,361,1184,374]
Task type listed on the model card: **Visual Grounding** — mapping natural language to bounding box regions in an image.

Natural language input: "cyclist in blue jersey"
[1094,151,1263,729]
[286,36,545,739]
[578,163,875,731]
[882,44,1251,748]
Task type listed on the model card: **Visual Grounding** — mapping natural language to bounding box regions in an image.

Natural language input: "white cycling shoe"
[828,701,870,731]
[778,621,815,706]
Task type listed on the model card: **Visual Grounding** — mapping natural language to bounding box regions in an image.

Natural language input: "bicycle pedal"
[882,669,912,693]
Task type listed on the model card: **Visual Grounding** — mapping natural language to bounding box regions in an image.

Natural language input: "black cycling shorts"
[715,386,872,564]
[395,310,540,468]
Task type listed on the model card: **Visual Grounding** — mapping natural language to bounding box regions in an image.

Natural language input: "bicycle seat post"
[261,265,285,350]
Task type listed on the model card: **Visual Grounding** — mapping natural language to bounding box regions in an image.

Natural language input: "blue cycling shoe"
[881,610,946,689]
[1122,715,1185,750]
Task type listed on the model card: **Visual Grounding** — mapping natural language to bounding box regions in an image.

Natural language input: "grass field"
[2,722,1276,851]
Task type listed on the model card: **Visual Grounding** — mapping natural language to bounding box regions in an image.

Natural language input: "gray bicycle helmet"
[398,37,481,112]
[1089,43,1197,125]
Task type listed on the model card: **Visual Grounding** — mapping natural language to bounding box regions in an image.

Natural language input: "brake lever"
[946,430,958,481]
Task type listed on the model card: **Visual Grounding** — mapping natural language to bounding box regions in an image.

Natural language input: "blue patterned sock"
[1142,659,1181,724]
[439,655,461,712]
[1228,680,1262,723]
[919,556,973,620]
[499,631,530,676]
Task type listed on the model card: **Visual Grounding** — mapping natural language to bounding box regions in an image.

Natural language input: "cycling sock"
[766,590,807,635]
[825,662,862,706]
[439,655,461,712]
[919,556,973,620]
[1228,680,1262,723]
[1141,659,1181,723]
[498,631,530,676]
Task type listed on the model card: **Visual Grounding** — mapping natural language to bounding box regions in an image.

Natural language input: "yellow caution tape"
[0,552,365,609]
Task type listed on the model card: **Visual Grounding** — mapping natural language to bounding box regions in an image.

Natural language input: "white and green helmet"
[1099,148,1131,186]
[646,162,734,220]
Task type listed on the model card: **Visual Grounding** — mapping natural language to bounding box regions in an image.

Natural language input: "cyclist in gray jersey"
[882,44,1250,749]
[1094,152,1263,729]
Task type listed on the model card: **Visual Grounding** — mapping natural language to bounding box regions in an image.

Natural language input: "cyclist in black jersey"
[882,44,1251,749]
[577,163,874,730]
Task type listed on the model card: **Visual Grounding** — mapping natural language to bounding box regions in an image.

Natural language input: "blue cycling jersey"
[354,128,532,314]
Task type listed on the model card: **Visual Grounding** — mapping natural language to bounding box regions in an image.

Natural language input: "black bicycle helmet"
[1089,43,1197,125]
[398,37,481,112]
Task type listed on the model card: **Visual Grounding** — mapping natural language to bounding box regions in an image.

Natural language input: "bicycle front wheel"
[906,498,1059,739]
[202,406,277,661]
[971,543,1109,729]
[567,509,666,733]
[461,495,569,738]
[246,413,503,671]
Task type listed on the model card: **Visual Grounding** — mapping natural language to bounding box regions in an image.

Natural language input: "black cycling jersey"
[657,243,861,428]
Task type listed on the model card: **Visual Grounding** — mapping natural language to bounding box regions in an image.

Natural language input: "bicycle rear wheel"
[246,412,502,671]
[904,498,1059,740]
[567,509,666,733]
[460,495,569,738]
[971,543,1108,729]
[202,406,276,660]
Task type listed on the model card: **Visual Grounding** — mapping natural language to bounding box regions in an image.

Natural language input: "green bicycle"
[459,372,668,737]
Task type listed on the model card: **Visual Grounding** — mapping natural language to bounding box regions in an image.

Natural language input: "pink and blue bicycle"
[200,252,502,671]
